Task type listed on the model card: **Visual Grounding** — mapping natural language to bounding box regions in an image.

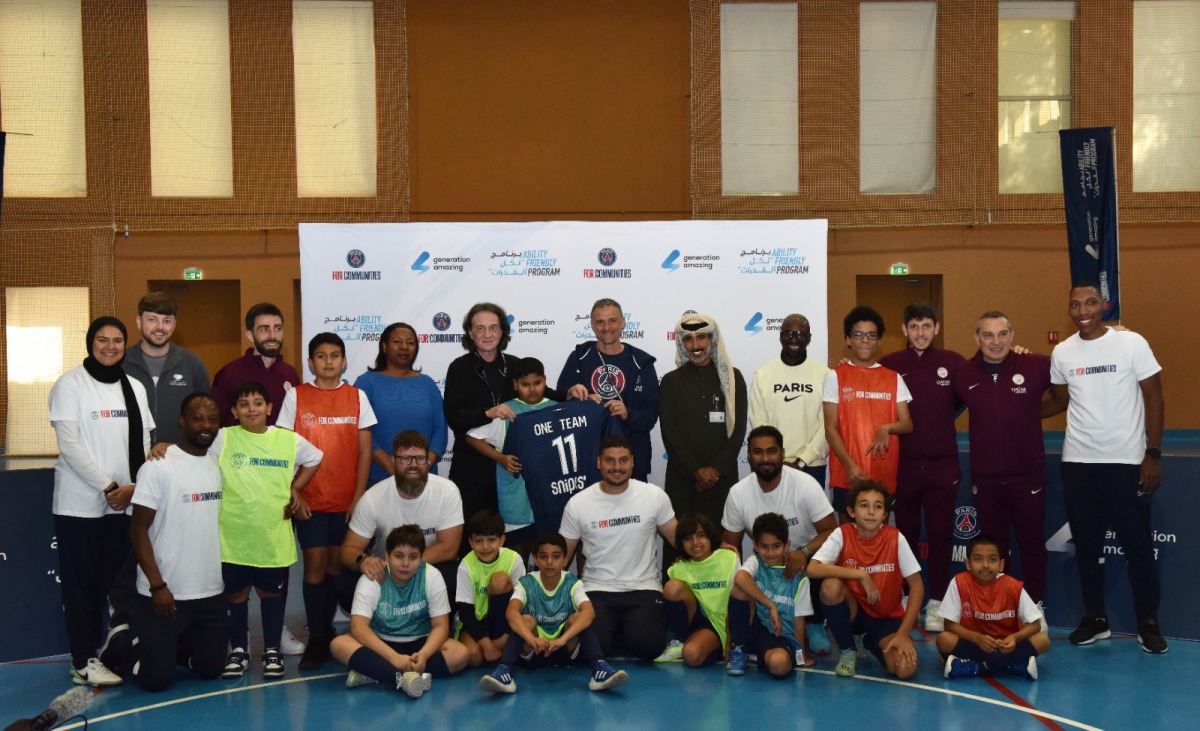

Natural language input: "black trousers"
[55,514,131,668]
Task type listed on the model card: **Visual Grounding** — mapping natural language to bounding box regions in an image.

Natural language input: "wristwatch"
[1145,447,1162,459]
[799,545,813,559]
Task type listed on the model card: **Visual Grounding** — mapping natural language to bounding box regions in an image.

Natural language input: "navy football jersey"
[502,399,617,532]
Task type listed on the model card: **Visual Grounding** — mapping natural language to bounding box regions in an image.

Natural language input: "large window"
[147,0,234,197]
[997,2,1073,194]
[719,2,798,196]
[0,0,87,197]
[859,2,936,195]
[1134,0,1200,192]
[293,0,377,197]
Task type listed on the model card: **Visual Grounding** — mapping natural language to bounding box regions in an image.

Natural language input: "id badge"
[709,411,725,424]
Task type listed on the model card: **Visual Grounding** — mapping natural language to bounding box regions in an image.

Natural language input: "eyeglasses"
[849,331,879,342]
[780,330,807,340]
[393,454,429,465]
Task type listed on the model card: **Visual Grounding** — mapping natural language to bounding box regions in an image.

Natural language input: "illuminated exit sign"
[890,263,909,275]
[183,268,203,281]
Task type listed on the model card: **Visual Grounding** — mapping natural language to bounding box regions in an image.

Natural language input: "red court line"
[983,675,1064,731]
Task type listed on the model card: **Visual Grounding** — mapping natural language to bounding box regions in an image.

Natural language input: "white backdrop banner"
[299,219,828,479]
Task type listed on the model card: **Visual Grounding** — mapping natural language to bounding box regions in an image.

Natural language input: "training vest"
[218,426,298,567]
[371,564,434,640]
[953,572,1024,638]
[519,572,582,639]
[463,547,520,620]
[829,363,901,492]
[666,548,739,648]
[290,383,362,512]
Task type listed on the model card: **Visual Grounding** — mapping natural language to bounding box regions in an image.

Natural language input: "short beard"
[396,476,426,497]
[753,463,782,483]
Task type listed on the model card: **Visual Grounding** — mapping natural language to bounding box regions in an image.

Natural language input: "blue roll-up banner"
[1059,127,1120,321]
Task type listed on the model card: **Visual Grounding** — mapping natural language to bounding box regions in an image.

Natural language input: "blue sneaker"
[944,655,981,679]
[726,645,748,676]
[805,623,831,655]
[479,663,516,694]
[588,660,628,691]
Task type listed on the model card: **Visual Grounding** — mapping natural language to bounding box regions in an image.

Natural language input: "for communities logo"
[583,247,632,279]
[420,312,460,344]
[332,249,382,281]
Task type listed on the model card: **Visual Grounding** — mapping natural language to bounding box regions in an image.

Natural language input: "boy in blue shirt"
[727,512,815,677]
[330,524,469,697]
[478,531,628,694]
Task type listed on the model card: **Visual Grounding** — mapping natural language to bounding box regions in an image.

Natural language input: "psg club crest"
[597,248,618,267]
[432,312,452,332]
[590,364,627,401]
[346,249,366,269]
[953,506,980,540]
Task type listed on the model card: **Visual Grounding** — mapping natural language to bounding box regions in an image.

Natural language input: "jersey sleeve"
[559,496,582,540]
[131,458,166,511]
[1049,347,1068,385]
[467,418,505,448]
[350,573,382,619]
[509,558,527,582]
[294,432,323,469]
[511,580,528,608]
[811,528,843,564]
[347,489,378,542]
[897,533,921,577]
[275,389,298,430]
[799,474,835,522]
[426,564,450,617]
[721,491,746,534]
[896,373,913,403]
[357,389,378,430]
[454,562,473,606]
[1128,333,1163,381]
[438,484,465,530]
[738,554,760,579]
[1017,588,1043,625]
[570,580,590,610]
[821,369,840,404]
[793,576,813,618]
[938,579,963,623]
[655,487,675,527]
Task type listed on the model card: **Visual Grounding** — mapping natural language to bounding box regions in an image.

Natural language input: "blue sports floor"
[2,618,1189,731]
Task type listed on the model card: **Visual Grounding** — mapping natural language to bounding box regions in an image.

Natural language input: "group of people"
[48,283,1167,698]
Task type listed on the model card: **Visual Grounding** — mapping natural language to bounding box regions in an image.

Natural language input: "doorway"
[855,274,944,358]
[149,280,243,377]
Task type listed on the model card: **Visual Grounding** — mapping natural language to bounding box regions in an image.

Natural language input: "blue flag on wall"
[1059,127,1120,321]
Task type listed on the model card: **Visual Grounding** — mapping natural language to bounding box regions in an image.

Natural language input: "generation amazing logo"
[332,249,382,281]
[583,247,632,279]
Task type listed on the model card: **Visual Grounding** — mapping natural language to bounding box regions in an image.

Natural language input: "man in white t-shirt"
[560,435,677,662]
[341,430,465,603]
[1046,284,1167,654]
[722,425,837,654]
[128,393,228,691]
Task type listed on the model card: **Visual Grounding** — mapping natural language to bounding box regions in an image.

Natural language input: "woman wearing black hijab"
[48,316,154,686]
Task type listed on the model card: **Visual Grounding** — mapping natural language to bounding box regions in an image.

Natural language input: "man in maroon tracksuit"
[879,302,964,632]
[954,310,1052,605]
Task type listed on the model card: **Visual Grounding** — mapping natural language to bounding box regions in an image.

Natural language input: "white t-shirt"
[349,474,465,557]
[1050,328,1162,464]
[131,446,224,600]
[49,365,155,517]
[350,565,450,642]
[821,364,913,404]
[811,527,922,578]
[274,383,378,432]
[511,574,590,609]
[722,466,834,549]
[208,426,324,472]
[938,575,1042,625]
[559,479,675,593]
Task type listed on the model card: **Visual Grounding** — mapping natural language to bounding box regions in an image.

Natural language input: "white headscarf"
[673,313,737,437]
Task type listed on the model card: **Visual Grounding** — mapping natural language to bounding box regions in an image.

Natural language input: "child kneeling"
[331,524,468,697]
[478,532,628,693]
[658,513,739,667]
[937,534,1050,680]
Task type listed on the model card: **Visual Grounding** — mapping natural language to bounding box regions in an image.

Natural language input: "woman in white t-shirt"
[49,316,153,687]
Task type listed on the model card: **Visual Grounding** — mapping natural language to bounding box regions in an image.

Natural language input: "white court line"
[798,667,1104,731]
[55,673,343,729]
[56,669,1102,731]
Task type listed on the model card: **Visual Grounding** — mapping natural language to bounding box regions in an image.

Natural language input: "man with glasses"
[822,306,913,521]
[341,430,464,603]
[748,313,830,489]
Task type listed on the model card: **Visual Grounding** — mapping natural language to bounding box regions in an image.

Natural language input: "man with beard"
[128,393,229,691]
[721,426,837,654]
[658,313,747,555]
[341,430,465,604]
[748,313,830,487]
[211,303,299,428]
[122,293,210,444]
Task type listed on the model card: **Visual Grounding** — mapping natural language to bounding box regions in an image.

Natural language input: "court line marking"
[55,667,1102,731]
[798,667,1102,731]
[984,675,1064,731]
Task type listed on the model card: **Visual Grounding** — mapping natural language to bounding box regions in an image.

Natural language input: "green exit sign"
[891,263,909,275]
[183,267,203,281]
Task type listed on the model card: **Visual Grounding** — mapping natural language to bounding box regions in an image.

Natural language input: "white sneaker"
[925,599,944,632]
[71,657,123,687]
[280,626,306,656]
[654,639,684,663]
[345,670,378,688]
[396,671,432,699]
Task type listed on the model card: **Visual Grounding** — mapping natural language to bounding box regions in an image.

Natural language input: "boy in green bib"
[478,532,628,694]
[455,510,525,666]
[658,513,739,666]
[216,381,322,680]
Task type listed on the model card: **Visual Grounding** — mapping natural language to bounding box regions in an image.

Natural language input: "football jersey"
[502,399,615,532]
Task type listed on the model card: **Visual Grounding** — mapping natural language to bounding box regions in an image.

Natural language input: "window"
[0,0,87,197]
[147,0,234,197]
[5,287,90,455]
[293,0,377,197]
[860,2,937,195]
[719,2,798,196]
[1133,0,1200,192]
[998,1,1074,194]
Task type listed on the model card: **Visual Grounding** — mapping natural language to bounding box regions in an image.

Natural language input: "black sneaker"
[298,636,331,670]
[1137,619,1168,654]
[1068,614,1111,645]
